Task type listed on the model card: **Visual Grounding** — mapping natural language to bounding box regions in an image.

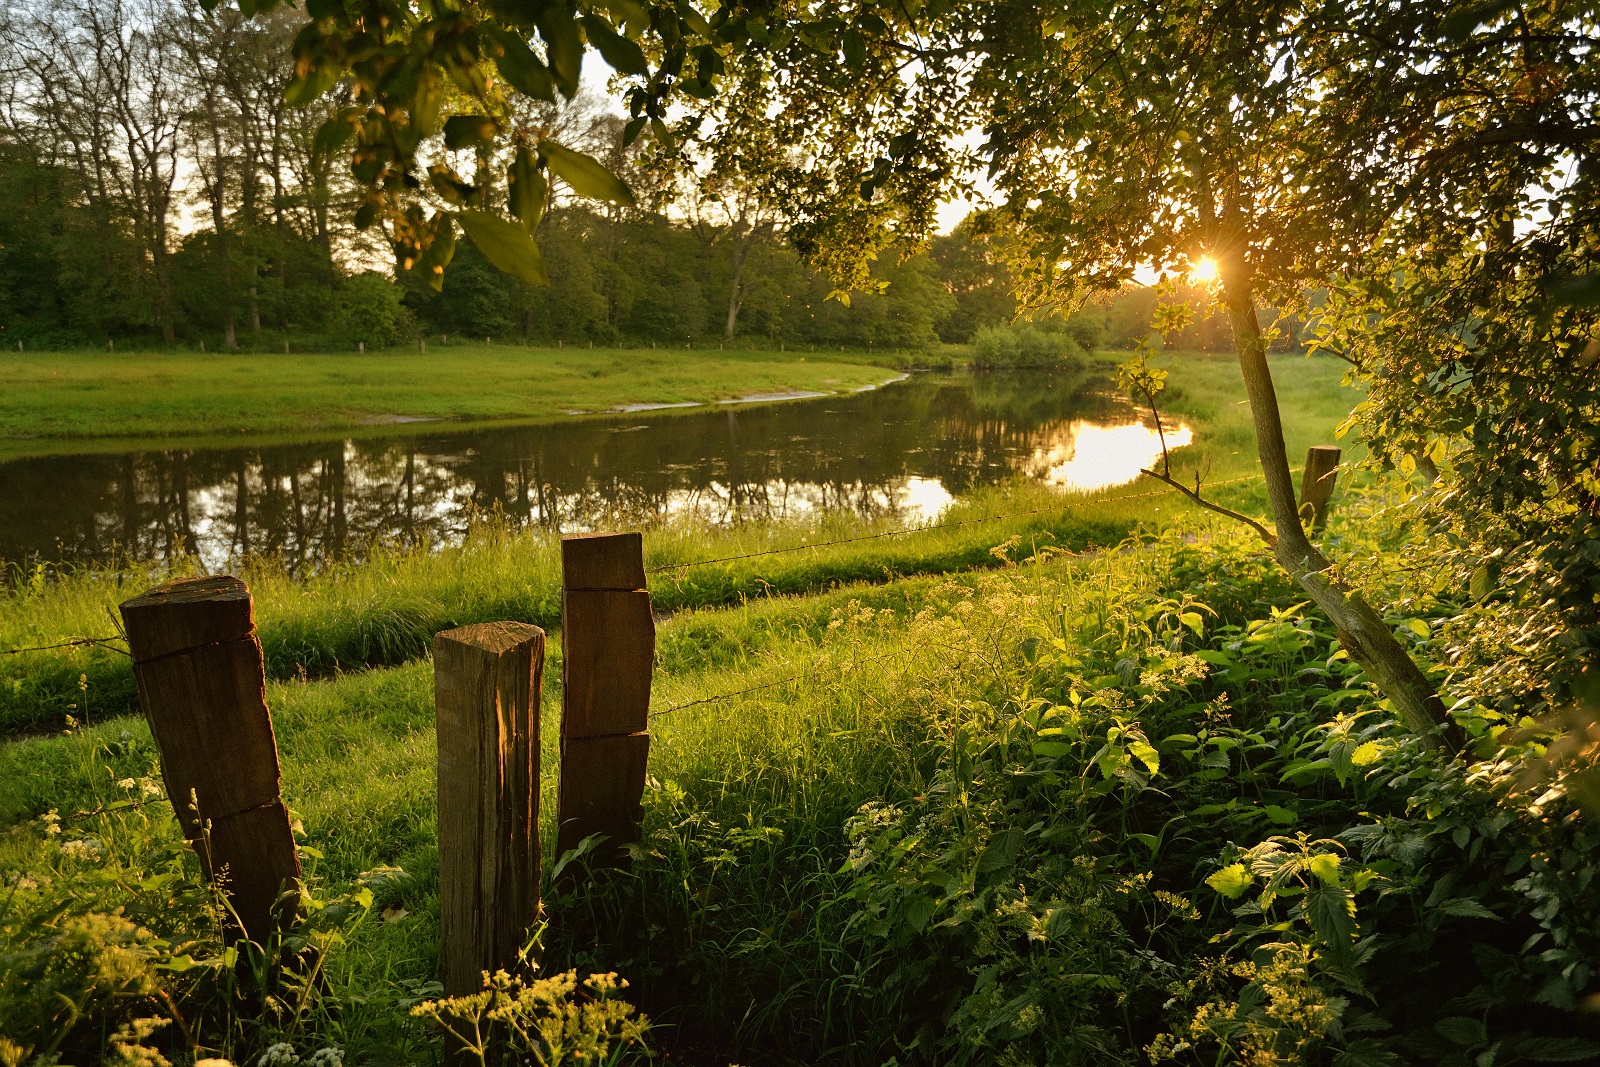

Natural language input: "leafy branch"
[1117,351,1279,546]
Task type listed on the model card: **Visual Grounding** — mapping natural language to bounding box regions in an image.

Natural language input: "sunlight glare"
[1190,256,1219,283]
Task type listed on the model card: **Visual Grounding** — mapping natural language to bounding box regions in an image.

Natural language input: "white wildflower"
[39,810,62,835]
[307,1048,343,1067]
[117,778,137,790]
[256,1043,299,1067]
[61,838,103,861]
[139,777,163,799]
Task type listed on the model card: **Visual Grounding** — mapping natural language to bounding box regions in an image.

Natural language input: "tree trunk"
[724,228,757,339]
[205,95,238,351]
[1219,268,1463,752]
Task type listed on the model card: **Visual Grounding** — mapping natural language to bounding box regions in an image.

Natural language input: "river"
[0,368,1189,574]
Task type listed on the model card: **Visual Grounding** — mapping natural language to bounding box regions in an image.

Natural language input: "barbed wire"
[0,635,128,658]
[646,470,1271,576]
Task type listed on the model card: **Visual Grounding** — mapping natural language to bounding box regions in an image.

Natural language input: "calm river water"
[0,369,1190,573]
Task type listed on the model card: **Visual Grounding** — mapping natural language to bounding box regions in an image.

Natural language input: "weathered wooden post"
[556,533,654,869]
[433,621,545,997]
[119,576,300,945]
[1300,445,1342,531]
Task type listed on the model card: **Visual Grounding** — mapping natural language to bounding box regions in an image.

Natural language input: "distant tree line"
[0,0,1244,355]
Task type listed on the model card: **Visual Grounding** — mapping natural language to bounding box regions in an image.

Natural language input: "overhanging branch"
[1139,466,1279,547]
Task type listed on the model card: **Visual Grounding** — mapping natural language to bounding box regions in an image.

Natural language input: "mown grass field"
[0,344,901,445]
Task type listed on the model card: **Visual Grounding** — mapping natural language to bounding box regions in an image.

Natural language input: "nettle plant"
[825,534,1600,1064]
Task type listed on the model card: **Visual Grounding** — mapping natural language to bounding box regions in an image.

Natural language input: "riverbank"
[0,344,902,445]
[25,348,1571,1067]
[5,473,1569,1065]
[0,352,1353,737]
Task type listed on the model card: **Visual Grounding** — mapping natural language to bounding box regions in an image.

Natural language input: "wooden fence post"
[556,533,654,870]
[1300,445,1342,531]
[119,575,300,945]
[433,621,545,998]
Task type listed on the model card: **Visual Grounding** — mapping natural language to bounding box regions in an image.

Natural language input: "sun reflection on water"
[1030,419,1195,492]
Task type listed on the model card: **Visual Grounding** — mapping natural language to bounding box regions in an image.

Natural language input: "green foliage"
[969,324,1081,369]
[0,735,394,1064]
[334,273,408,349]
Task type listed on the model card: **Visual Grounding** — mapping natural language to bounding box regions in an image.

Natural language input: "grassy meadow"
[18,352,1577,1066]
[0,352,1352,737]
[0,343,903,446]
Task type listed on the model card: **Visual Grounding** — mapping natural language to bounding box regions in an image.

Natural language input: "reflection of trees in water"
[0,370,1138,573]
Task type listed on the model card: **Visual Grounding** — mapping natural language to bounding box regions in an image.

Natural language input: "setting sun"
[1189,256,1220,283]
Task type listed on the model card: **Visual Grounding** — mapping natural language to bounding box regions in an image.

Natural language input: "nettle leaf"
[1307,852,1341,885]
[456,209,548,286]
[1435,1016,1488,1048]
[1206,862,1254,899]
[1303,882,1357,947]
[1127,738,1160,776]
[540,141,636,206]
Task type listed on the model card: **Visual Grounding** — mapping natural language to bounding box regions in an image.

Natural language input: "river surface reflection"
[0,369,1190,573]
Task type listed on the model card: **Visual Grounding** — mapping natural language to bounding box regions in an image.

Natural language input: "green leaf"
[842,26,866,69]
[622,116,647,147]
[1206,862,1253,899]
[1307,852,1341,885]
[1470,564,1496,600]
[508,146,547,230]
[540,141,635,206]
[1031,741,1072,758]
[976,828,1022,874]
[416,214,456,292]
[311,113,355,160]
[1127,738,1160,776]
[1351,740,1385,767]
[1405,618,1431,639]
[443,115,497,151]
[456,209,548,286]
[1435,1016,1488,1048]
[1262,804,1300,826]
[1511,1036,1600,1062]
[1179,611,1204,635]
[535,6,584,98]
[650,117,676,153]
[1302,881,1357,947]
[285,60,338,107]
[490,30,557,103]
[581,14,649,75]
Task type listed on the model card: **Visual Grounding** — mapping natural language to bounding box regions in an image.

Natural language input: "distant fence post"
[433,621,545,998]
[1300,446,1342,531]
[119,575,301,945]
[556,533,654,870]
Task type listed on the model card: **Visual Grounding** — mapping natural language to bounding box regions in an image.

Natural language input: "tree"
[666,0,1594,748]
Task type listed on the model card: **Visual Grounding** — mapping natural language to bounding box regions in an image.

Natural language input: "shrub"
[335,272,408,349]
[970,324,1082,368]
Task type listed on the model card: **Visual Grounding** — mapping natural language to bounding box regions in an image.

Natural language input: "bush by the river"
[970,323,1084,368]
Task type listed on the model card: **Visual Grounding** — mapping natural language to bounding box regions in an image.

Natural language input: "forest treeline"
[0,0,1243,354]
